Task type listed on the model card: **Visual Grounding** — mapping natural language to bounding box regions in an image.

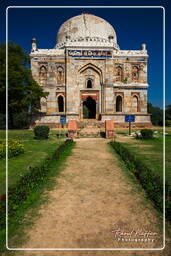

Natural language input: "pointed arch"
[132,95,139,112]
[40,97,47,113]
[116,65,123,82]
[39,65,47,72]
[39,65,47,80]
[116,95,122,112]
[132,66,139,81]
[57,65,64,83]
[57,95,64,112]
[78,63,103,84]
[87,79,93,88]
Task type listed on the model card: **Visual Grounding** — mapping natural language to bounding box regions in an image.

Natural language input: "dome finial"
[81,11,92,15]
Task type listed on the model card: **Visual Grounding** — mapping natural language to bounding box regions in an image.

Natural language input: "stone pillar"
[105,120,115,138]
[80,102,83,119]
[141,43,146,51]
[96,102,99,119]
[68,120,78,138]
[101,83,105,113]
[105,87,114,113]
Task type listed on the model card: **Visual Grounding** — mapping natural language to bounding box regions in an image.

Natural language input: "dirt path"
[14,138,168,256]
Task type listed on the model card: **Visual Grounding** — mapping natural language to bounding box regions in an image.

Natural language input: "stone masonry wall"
[30,47,149,123]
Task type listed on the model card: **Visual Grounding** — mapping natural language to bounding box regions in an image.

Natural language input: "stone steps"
[78,119,105,129]
[77,127,102,138]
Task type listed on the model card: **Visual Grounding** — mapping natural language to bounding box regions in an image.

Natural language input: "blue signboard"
[60,116,66,124]
[125,115,135,122]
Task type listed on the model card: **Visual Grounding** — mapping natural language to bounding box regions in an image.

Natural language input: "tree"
[0,42,48,128]
[165,105,171,126]
[166,105,171,120]
[147,103,163,126]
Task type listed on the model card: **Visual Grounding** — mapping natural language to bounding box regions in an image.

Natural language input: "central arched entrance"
[83,96,96,119]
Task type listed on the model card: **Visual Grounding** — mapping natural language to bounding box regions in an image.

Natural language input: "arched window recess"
[57,95,64,112]
[116,66,123,82]
[132,66,139,80]
[39,65,47,79]
[132,95,139,112]
[87,79,93,88]
[116,95,123,112]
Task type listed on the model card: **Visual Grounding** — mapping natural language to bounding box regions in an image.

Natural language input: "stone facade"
[30,13,151,127]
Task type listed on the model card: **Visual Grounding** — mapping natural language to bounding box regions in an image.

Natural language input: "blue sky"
[1,0,170,108]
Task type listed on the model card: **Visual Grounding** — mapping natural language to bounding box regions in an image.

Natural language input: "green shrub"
[166,120,171,127]
[56,130,68,138]
[0,139,24,159]
[0,114,5,129]
[110,141,170,222]
[34,125,50,139]
[140,129,154,139]
[12,112,30,129]
[7,139,73,213]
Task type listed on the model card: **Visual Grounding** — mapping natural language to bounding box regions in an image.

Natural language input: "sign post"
[125,115,135,135]
[60,115,66,128]
[129,122,131,135]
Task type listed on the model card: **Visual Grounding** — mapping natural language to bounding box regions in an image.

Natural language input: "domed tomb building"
[30,13,151,126]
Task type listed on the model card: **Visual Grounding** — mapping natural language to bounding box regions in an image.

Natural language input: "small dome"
[56,13,119,49]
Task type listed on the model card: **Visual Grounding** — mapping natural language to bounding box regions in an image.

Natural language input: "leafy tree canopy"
[166,104,171,120]
[0,42,48,128]
[147,102,163,126]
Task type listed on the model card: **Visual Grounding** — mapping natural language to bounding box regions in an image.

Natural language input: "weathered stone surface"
[68,120,78,130]
[30,13,151,127]
[105,120,114,130]
[105,120,115,138]
[68,120,78,138]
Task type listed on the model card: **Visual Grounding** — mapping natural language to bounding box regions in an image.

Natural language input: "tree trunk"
[9,110,14,128]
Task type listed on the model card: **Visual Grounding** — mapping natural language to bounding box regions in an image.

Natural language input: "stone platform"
[31,114,152,129]
[31,120,152,129]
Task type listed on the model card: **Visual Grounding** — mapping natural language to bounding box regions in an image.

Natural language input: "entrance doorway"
[83,96,96,119]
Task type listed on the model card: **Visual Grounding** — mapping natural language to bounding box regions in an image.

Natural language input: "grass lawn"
[115,128,140,134]
[0,129,64,194]
[116,128,171,187]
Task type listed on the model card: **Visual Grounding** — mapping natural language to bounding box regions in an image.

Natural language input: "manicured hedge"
[110,141,170,222]
[0,139,24,159]
[140,129,154,139]
[0,139,74,242]
[8,139,73,210]
[34,125,50,139]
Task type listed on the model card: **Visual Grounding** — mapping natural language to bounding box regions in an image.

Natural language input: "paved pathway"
[14,138,167,256]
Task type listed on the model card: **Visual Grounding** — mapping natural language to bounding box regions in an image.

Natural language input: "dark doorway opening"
[58,96,64,112]
[83,96,96,119]
[116,95,122,112]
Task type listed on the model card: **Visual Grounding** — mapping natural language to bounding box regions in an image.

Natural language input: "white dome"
[56,13,119,49]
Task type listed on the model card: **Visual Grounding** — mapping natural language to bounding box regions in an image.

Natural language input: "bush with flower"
[0,139,24,158]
